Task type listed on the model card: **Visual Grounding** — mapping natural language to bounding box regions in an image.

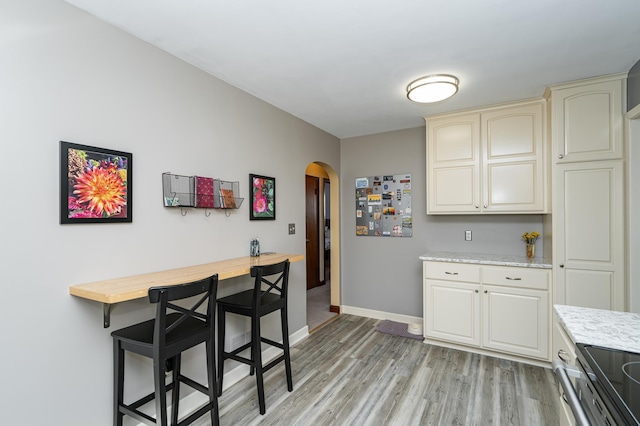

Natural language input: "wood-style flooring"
[200,314,562,425]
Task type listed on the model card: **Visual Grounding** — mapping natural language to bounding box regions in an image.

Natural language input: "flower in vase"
[522,231,540,244]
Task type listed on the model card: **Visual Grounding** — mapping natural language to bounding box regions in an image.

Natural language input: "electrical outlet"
[465,230,472,241]
[288,223,296,235]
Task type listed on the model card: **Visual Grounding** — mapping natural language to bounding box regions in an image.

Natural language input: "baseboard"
[135,325,309,425]
[341,305,422,325]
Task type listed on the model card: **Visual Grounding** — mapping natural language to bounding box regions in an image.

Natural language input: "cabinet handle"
[475,205,479,209]
[558,349,570,363]
[484,290,488,294]
[483,204,488,208]
[475,290,479,293]
[505,277,522,281]
[558,154,564,159]
[444,272,458,275]
[559,264,564,268]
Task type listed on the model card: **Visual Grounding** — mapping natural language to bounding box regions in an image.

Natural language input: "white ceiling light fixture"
[407,74,459,103]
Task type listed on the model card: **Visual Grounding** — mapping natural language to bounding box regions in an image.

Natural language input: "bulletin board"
[355,174,412,237]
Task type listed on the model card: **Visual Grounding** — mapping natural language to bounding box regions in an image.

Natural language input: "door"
[554,160,625,310]
[305,175,320,290]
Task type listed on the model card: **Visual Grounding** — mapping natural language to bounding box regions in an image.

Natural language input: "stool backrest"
[148,274,218,347]
[250,260,290,307]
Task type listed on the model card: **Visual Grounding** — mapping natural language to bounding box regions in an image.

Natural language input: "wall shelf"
[162,173,243,215]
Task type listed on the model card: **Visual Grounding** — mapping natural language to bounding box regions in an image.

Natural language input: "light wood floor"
[202,314,562,425]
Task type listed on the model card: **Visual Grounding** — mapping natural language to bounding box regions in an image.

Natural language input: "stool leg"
[171,355,181,425]
[113,340,124,426]
[217,307,225,396]
[281,307,293,392]
[153,358,168,426]
[205,338,219,426]
[252,313,266,415]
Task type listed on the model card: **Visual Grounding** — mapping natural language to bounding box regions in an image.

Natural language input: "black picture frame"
[60,141,132,224]
[249,174,276,220]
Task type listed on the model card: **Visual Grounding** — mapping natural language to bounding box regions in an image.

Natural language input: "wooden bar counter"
[69,253,304,327]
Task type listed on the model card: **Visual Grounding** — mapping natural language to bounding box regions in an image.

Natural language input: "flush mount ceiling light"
[406,74,459,103]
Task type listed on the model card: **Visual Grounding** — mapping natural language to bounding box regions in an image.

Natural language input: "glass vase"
[526,243,535,259]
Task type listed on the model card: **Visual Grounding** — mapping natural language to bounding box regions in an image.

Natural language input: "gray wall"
[628,58,640,112]
[0,1,339,424]
[340,127,544,317]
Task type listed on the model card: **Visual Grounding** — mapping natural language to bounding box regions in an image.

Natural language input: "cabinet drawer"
[482,266,549,290]
[424,261,480,283]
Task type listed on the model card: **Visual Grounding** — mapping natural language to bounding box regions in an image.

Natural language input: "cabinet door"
[551,78,624,163]
[482,102,547,212]
[426,113,481,213]
[482,285,549,360]
[554,160,625,310]
[424,279,480,346]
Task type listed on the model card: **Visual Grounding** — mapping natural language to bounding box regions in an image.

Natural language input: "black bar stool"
[111,275,219,426]
[217,260,292,414]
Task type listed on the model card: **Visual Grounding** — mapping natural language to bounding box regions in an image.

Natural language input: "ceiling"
[65,0,640,139]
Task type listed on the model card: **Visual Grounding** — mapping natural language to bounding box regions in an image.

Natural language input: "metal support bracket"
[103,303,112,328]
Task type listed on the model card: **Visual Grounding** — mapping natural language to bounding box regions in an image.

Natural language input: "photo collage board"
[355,174,412,237]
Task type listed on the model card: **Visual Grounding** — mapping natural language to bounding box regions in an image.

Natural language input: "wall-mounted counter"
[69,253,303,327]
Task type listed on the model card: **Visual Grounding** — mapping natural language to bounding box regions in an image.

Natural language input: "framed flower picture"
[249,174,275,220]
[60,141,132,224]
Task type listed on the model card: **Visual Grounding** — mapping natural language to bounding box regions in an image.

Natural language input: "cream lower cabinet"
[552,316,576,426]
[423,261,550,361]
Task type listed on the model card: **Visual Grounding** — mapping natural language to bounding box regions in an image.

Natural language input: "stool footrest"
[261,337,284,349]
[263,354,286,372]
[177,401,215,426]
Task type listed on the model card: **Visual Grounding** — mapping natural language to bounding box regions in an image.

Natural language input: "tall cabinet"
[546,74,627,312]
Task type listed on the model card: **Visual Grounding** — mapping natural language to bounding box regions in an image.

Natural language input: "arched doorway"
[305,162,340,331]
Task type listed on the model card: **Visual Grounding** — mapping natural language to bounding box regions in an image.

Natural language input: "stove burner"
[623,361,640,385]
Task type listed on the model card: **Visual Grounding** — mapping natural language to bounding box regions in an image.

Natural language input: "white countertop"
[419,251,552,269]
[555,304,640,353]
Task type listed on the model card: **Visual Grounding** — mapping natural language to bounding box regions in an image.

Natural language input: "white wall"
[340,127,544,317]
[0,1,339,424]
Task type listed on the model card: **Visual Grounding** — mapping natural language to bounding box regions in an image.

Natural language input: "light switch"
[465,230,472,241]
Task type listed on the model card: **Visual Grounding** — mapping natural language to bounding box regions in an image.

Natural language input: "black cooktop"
[579,344,640,425]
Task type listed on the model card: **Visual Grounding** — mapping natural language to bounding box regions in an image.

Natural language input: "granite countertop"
[555,304,640,353]
[419,251,552,269]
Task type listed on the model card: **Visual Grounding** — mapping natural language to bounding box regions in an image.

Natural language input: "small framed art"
[60,141,132,224]
[249,174,275,220]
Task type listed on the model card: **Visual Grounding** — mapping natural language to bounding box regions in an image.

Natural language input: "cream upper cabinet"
[426,100,548,214]
[548,75,625,163]
[482,103,546,212]
[427,113,481,213]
